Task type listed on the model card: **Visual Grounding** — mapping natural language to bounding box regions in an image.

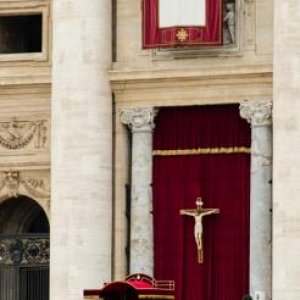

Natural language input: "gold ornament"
[176,28,189,42]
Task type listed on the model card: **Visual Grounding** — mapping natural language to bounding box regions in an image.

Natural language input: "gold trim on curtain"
[153,147,251,156]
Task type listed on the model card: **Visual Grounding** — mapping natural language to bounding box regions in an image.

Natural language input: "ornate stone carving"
[0,172,19,198]
[21,178,51,199]
[240,101,272,126]
[0,118,48,150]
[0,235,49,266]
[0,171,50,204]
[121,108,158,132]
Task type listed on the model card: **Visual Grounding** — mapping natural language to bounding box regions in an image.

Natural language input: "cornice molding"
[109,64,272,88]
[110,65,272,106]
[0,76,51,87]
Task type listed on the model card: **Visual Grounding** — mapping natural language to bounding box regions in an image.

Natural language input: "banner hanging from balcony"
[142,0,222,48]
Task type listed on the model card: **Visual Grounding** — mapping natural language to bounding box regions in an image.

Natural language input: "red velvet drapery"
[153,105,250,300]
[142,0,222,48]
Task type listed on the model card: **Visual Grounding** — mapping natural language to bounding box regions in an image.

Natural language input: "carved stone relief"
[223,0,236,45]
[0,118,48,150]
[0,171,50,217]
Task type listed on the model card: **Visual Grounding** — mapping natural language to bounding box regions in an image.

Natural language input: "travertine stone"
[240,100,272,300]
[121,108,157,275]
[51,1,112,300]
[273,1,300,300]
[256,0,273,55]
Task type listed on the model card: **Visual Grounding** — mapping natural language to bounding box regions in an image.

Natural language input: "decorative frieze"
[0,118,48,150]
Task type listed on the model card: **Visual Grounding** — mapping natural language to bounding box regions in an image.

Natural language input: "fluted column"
[240,101,272,300]
[51,1,112,300]
[121,108,157,275]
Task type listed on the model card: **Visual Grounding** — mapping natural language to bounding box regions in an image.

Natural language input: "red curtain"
[153,105,250,300]
[142,0,222,48]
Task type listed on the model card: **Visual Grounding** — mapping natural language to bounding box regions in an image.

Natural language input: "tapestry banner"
[142,0,222,48]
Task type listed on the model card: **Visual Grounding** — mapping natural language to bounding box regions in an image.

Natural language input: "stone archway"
[0,195,49,234]
[0,195,50,300]
[0,170,50,219]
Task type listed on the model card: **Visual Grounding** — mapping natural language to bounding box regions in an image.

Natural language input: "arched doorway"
[0,196,49,300]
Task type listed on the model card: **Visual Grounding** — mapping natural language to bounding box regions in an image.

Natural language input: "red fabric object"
[83,274,175,300]
[142,0,222,48]
[129,281,153,289]
[153,105,250,300]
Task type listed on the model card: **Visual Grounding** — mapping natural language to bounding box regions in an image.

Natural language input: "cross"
[180,197,220,263]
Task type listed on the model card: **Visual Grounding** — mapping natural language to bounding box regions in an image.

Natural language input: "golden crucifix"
[180,197,220,263]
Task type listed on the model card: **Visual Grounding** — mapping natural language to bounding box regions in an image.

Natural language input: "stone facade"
[112,0,272,284]
[0,0,51,216]
[0,0,299,300]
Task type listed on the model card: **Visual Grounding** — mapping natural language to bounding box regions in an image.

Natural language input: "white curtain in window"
[158,0,206,28]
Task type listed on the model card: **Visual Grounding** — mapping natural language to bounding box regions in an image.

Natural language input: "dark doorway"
[0,196,49,300]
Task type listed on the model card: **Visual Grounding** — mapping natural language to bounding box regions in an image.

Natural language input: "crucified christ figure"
[180,197,220,263]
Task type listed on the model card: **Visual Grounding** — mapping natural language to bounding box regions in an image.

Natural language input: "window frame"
[0,2,50,62]
[151,0,243,59]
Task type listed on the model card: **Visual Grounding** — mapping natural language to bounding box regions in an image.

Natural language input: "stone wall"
[0,0,51,215]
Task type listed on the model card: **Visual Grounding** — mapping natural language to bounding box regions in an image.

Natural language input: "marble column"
[51,1,112,300]
[121,108,157,276]
[240,101,272,300]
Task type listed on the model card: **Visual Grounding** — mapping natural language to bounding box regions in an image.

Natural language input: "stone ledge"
[110,65,273,106]
[109,64,272,84]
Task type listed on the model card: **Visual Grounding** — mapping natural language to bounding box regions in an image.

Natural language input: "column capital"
[121,107,158,133]
[240,101,272,127]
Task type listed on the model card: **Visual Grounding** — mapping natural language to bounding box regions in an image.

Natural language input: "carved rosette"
[240,101,272,127]
[0,171,50,216]
[0,118,48,150]
[121,108,158,133]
